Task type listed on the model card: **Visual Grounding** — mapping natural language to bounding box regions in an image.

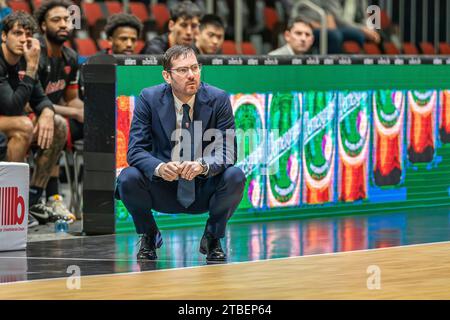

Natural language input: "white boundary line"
[0,256,201,262]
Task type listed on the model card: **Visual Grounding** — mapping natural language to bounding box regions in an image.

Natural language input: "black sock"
[46,177,59,200]
[29,186,44,206]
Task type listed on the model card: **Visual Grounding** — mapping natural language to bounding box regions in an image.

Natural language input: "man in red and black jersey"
[34,0,83,221]
[0,11,68,226]
[103,13,143,55]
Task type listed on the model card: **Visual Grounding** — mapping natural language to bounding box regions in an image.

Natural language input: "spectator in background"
[0,0,12,33]
[0,11,67,226]
[80,13,143,100]
[140,0,203,54]
[195,14,225,55]
[104,13,143,55]
[34,0,83,222]
[269,17,314,55]
[292,0,380,53]
[340,0,381,43]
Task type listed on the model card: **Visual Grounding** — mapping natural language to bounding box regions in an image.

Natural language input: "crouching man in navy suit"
[115,45,246,263]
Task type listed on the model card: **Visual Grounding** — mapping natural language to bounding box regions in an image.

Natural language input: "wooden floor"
[1,241,450,299]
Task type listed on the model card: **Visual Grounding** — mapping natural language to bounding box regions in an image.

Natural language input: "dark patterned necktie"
[177,104,195,208]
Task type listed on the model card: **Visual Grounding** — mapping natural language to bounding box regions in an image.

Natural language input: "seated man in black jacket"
[0,11,67,225]
[194,14,225,55]
[140,0,203,54]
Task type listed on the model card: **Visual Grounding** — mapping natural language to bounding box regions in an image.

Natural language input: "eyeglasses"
[169,63,202,76]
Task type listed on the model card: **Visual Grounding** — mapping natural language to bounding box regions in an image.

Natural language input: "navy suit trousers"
[115,166,246,239]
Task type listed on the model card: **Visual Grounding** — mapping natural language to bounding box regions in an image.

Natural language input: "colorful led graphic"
[266,92,302,208]
[302,91,337,205]
[372,90,405,186]
[114,89,450,228]
[231,93,266,210]
[338,91,371,202]
[407,90,437,163]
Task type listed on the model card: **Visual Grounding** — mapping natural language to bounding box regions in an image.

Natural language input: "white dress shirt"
[154,93,209,177]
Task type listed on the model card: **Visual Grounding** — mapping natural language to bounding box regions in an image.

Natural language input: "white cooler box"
[0,162,29,251]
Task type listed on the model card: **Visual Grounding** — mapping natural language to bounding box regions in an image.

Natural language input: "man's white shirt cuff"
[154,163,164,177]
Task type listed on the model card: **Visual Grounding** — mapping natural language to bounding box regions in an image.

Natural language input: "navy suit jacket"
[127,82,237,182]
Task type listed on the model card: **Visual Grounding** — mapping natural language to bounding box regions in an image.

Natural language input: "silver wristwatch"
[196,158,208,174]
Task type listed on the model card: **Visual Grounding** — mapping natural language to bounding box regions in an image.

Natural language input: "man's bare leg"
[31,115,67,188]
[0,116,34,162]
[46,165,60,196]
[50,165,59,177]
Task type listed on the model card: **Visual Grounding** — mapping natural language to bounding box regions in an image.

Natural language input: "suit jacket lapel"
[157,85,176,145]
[193,83,212,134]
[156,83,212,148]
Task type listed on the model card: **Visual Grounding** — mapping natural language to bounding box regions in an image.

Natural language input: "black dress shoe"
[199,232,227,263]
[137,231,163,260]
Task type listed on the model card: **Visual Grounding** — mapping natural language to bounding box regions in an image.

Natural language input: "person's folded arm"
[0,70,35,116]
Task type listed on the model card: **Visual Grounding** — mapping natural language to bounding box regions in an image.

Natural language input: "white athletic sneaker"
[28,214,39,228]
[46,194,76,224]
[29,201,53,225]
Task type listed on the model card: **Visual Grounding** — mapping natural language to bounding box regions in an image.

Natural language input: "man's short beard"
[4,42,22,58]
[46,29,68,45]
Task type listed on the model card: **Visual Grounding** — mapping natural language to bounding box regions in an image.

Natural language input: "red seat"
[64,40,72,49]
[383,42,400,54]
[343,41,361,54]
[222,40,238,55]
[74,38,98,56]
[151,3,170,32]
[81,2,104,27]
[30,0,42,10]
[241,42,256,55]
[439,42,450,55]
[380,10,392,30]
[264,7,279,31]
[420,42,435,54]
[129,2,149,22]
[363,42,381,55]
[9,0,32,13]
[105,1,122,15]
[97,39,111,51]
[403,42,419,54]
[134,40,145,54]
